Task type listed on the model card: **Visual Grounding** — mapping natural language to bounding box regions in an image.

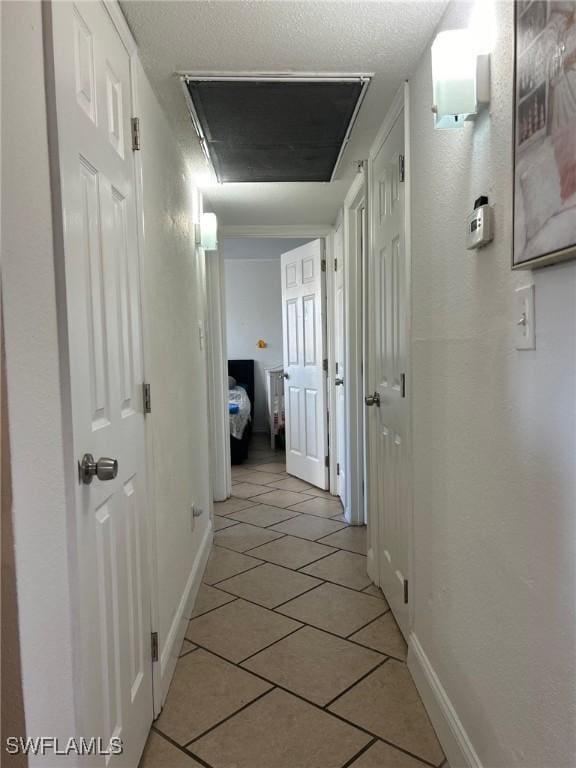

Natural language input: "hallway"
[140,437,445,768]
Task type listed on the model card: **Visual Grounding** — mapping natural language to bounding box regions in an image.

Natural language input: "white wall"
[2,1,79,760]
[135,60,212,703]
[223,239,310,432]
[224,259,282,431]
[408,2,576,767]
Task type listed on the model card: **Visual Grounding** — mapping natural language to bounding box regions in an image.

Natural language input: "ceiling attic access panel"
[183,78,369,183]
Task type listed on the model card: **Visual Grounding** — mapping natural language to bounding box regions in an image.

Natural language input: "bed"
[228,359,254,464]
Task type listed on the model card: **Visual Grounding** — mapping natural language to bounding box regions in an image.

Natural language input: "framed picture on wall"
[513,1,576,269]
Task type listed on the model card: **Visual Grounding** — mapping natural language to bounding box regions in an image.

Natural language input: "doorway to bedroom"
[223,237,313,479]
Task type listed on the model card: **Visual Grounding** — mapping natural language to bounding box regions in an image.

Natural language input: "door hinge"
[143,382,152,414]
[334,258,338,271]
[325,455,330,468]
[400,373,406,398]
[322,358,328,372]
[151,631,159,662]
[399,154,405,183]
[403,579,409,604]
[131,117,141,151]
[336,462,340,476]
[321,259,327,272]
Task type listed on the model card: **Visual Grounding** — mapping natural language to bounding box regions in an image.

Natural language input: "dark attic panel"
[184,79,367,183]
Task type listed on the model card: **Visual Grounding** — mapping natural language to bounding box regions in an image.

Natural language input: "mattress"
[229,386,251,440]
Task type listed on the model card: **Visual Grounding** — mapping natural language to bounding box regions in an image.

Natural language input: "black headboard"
[228,360,255,418]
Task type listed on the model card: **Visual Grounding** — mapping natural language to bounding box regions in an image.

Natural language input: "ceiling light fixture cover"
[181,75,370,183]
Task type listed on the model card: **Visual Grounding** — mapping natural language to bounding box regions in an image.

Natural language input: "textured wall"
[410,1,576,766]
[136,60,211,671]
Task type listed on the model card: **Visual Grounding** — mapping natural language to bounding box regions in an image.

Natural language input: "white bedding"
[229,386,251,440]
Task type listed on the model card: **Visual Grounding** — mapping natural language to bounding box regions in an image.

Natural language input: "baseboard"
[408,633,482,768]
[157,519,213,708]
[366,547,378,585]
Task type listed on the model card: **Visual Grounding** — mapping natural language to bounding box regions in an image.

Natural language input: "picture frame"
[513,1,576,269]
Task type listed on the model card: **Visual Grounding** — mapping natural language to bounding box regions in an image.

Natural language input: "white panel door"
[366,111,410,637]
[281,240,328,489]
[333,226,346,504]
[50,2,153,764]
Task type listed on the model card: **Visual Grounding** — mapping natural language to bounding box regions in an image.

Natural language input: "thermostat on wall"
[466,195,494,250]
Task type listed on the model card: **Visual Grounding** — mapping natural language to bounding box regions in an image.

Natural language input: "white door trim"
[366,81,414,629]
[343,169,367,524]
[206,245,232,502]
[325,225,339,495]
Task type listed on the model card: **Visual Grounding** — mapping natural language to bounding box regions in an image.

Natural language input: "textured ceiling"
[121,0,448,226]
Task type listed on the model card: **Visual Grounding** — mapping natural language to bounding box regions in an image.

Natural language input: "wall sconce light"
[431,29,490,129]
[200,212,218,250]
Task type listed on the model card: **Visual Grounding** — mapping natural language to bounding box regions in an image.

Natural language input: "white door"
[50,2,153,764]
[333,226,346,505]
[366,110,410,637]
[281,240,329,489]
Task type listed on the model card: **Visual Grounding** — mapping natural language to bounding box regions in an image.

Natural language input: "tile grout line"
[339,737,379,768]
[206,556,266,587]
[322,657,390,709]
[236,623,306,665]
[181,687,274,749]
[344,607,393,640]
[261,579,328,611]
[188,596,239,621]
[212,533,288,557]
[224,511,304,528]
[178,645,201,659]
[149,726,216,768]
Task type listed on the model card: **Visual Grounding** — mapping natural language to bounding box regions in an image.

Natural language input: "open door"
[281,240,329,489]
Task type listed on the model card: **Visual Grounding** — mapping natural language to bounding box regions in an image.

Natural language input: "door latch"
[79,454,119,485]
[364,392,380,407]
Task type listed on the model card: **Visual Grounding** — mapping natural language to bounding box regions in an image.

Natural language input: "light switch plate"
[515,284,535,350]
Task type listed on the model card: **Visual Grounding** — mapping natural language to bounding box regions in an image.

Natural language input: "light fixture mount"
[431,29,490,130]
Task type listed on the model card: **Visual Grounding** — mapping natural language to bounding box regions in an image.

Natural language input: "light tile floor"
[140,435,446,768]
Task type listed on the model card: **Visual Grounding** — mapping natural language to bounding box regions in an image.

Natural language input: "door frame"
[103,0,169,717]
[206,242,232,503]
[365,82,414,628]
[342,168,367,524]
[326,219,340,496]
[208,225,332,499]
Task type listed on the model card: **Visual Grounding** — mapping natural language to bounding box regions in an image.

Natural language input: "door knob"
[334,377,344,386]
[364,392,380,407]
[283,372,290,379]
[79,453,119,485]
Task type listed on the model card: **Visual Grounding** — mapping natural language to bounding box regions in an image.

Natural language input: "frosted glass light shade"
[201,212,218,250]
[431,29,480,130]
